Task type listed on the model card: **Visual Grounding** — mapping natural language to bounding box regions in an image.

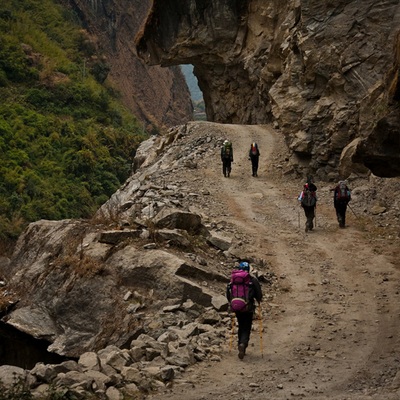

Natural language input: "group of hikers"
[298,178,352,232]
[226,178,352,360]
[223,139,353,359]
[220,139,352,231]
[220,139,260,178]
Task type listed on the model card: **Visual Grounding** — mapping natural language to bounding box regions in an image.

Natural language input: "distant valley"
[180,64,203,102]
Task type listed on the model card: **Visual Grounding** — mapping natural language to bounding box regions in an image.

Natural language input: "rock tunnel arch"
[136,0,400,179]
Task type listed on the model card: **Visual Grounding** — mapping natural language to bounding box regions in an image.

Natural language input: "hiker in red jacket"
[226,261,262,360]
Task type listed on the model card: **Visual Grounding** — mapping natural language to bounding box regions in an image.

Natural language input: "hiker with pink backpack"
[226,261,262,360]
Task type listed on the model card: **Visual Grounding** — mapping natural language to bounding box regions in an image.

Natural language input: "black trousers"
[250,156,259,176]
[222,159,232,176]
[235,311,254,346]
[335,202,348,227]
[303,205,315,229]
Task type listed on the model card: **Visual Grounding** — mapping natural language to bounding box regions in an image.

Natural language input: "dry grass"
[55,253,104,278]
[0,288,17,314]
[91,206,122,230]
[51,228,105,279]
[145,218,158,243]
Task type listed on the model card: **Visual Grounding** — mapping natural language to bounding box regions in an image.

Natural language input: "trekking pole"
[297,208,300,228]
[314,206,317,228]
[258,303,264,358]
[347,203,357,218]
[229,313,235,352]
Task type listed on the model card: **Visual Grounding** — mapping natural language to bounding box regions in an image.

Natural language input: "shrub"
[0,0,148,249]
[0,376,33,400]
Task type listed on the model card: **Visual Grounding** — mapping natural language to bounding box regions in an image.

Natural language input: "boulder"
[206,230,233,251]
[0,365,35,387]
[153,208,202,233]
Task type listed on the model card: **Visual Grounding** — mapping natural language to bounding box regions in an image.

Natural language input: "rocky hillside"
[136,0,400,179]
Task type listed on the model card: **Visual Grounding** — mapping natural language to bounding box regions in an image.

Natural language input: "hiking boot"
[238,343,245,360]
[305,223,308,232]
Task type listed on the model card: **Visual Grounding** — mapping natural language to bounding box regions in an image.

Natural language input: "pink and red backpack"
[229,269,251,312]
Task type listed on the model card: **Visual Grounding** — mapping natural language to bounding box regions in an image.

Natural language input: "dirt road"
[148,122,400,400]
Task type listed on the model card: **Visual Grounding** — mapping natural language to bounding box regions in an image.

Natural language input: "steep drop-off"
[137,0,400,178]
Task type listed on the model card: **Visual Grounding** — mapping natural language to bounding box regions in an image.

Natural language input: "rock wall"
[136,0,400,179]
[353,31,400,177]
[64,0,193,131]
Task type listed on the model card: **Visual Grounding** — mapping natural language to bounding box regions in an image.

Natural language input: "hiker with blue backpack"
[221,139,233,177]
[226,261,262,360]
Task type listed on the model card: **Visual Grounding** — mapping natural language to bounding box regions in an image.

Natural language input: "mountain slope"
[0,0,192,249]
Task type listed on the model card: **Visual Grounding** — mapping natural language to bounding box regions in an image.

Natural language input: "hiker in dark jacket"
[248,142,260,177]
[221,140,233,177]
[332,180,351,228]
[226,261,262,360]
[298,182,317,232]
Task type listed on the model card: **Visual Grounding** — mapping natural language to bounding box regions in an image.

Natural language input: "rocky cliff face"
[137,0,400,178]
[353,31,400,178]
[64,0,193,131]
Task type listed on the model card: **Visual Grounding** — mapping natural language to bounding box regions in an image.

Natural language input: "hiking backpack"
[336,183,350,202]
[250,143,258,156]
[228,269,252,312]
[223,141,232,158]
[301,189,316,207]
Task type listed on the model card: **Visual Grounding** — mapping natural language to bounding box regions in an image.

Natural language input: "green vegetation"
[0,0,148,252]
[193,99,206,121]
